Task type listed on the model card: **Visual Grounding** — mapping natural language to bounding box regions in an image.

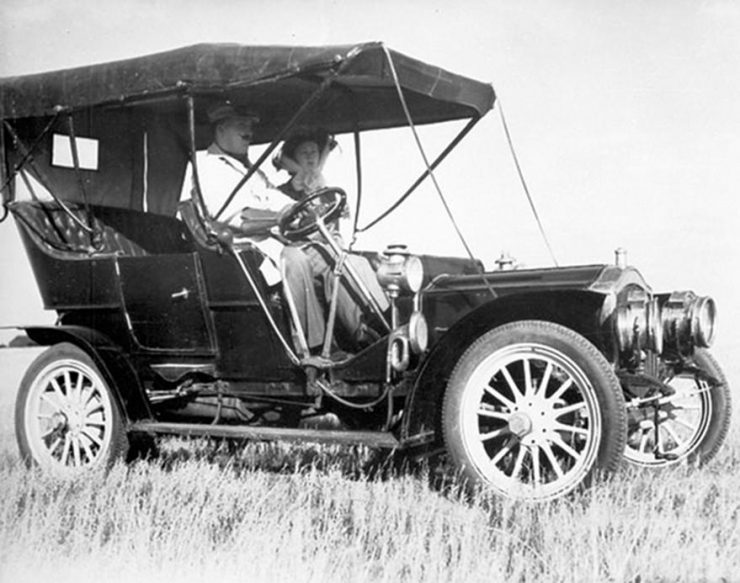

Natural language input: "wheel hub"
[509,398,559,446]
[67,407,85,435]
[50,411,68,431]
[508,412,533,437]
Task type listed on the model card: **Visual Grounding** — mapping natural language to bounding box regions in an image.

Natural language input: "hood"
[425,264,651,298]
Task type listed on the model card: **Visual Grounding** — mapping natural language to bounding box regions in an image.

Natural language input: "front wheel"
[624,349,730,467]
[442,321,626,501]
[15,342,129,475]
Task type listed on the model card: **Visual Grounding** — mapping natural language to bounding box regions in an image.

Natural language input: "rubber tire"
[442,320,627,501]
[15,342,129,474]
[624,349,731,467]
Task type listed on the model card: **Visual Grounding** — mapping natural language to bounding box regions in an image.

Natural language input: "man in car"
[180,104,381,357]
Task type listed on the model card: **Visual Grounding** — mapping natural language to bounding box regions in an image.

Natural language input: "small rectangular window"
[51,133,99,171]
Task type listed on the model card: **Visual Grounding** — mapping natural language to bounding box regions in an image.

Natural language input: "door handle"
[171,287,191,301]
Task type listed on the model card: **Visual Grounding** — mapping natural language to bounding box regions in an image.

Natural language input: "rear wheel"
[624,349,730,467]
[442,321,626,501]
[15,343,129,475]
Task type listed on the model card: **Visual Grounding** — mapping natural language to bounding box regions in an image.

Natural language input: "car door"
[117,253,215,353]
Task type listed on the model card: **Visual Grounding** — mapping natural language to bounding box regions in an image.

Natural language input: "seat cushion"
[12,201,147,257]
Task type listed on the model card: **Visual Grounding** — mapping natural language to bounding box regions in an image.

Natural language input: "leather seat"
[11,201,147,257]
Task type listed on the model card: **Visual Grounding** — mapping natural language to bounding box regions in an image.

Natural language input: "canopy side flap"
[6,110,155,210]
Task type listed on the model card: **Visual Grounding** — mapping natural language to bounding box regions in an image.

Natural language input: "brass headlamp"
[377,244,424,297]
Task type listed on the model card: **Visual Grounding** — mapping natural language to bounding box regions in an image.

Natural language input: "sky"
[1,0,738,364]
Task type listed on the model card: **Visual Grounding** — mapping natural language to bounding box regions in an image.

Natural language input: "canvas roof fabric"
[0,42,495,134]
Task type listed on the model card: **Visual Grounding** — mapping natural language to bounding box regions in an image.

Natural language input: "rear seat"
[11,201,148,258]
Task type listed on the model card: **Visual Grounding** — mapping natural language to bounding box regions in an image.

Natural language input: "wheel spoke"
[50,378,68,405]
[548,377,574,403]
[60,435,72,466]
[64,370,75,404]
[40,392,65,412]
[661,423,685,449]
[638,429,651,453]
[81,427,103,447]
[78,383,92,409]
[554,401,586,417]
[483,384,515,410]
[477,407,509,421]
[539,362,554,395]
[501,365,525,400]
[671,416,700,432]
[480,427,508,442]
[72,436,82,467]
[80,433,96,462]
[530,444,542,485]
[75,372,85,406]
[553,422,590,437]
[523,358,533,397]
[48,437,63,456]
[510,446,527,479]
[86,409,106,426]
[540,441,564,479]
[551,435,582,461]
[672,404,701,411]
[38,423,58,440]
[490,438,516,467]
[83,391,103,416]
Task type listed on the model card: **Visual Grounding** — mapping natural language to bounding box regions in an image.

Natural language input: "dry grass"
[0,347,738,583]
[1,435,739,582]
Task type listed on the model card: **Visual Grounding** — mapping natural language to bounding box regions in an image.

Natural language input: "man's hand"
[238,207,282,236]
[276,203,296,224]
[279,202,319,231]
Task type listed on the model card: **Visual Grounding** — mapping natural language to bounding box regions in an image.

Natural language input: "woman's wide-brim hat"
[281,128,331,160]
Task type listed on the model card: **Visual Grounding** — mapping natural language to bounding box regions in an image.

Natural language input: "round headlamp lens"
[647,297,663,354]
[408,311,429,354]
[691,296,716,348]
[661,291,717,354]
[405,256,424,293]
[615,304,636,353]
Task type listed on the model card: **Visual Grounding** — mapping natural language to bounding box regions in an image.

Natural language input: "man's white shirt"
[180,144,294,285]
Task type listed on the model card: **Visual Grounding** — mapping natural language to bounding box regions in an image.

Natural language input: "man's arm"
[236,205,294,236]
[237,208,281,235]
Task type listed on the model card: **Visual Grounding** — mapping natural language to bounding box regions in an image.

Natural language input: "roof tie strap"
[496,99,559,267]
[379,44,497,299]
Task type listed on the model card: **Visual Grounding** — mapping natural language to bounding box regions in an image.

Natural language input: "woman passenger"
[274,130,390,348]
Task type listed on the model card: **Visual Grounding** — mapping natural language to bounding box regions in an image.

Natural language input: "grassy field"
[1,347,738,583]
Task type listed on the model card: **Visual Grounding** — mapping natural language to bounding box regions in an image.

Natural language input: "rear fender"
[24,325,152,422]
[401,290,607,442]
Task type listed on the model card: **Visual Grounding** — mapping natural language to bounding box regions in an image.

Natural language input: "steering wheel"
[278,187,347,241]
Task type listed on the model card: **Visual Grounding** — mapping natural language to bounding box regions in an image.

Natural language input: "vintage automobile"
[0,42,730,501]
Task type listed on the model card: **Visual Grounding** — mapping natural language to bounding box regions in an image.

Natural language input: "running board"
[129,421,400,448]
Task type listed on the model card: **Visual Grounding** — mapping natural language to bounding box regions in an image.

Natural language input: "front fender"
[401,290,609,443]
[24,325,152,422]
